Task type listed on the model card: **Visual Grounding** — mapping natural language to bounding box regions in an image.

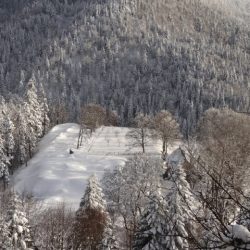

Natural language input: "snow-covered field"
[13,123,179,208]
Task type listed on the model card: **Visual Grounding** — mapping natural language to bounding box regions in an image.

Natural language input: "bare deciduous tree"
[153,110,181,156]
[178,108,250,248]
[126,113,152,153]
[80,104,106,133]
[102,155,163,249]
[50,103,69,126]
[197,108,250,196]
[80,104,118,134]
[31,202,74,250]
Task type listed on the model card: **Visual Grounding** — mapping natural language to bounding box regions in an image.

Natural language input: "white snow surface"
[14,123,178,208]
[225,224,250,243]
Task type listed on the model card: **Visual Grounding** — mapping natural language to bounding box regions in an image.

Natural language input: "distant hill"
[0,0,249,135]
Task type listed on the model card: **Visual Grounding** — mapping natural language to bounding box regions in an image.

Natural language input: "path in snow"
[14,123,179,208]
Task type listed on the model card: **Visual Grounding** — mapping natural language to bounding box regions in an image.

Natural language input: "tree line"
[0,75,50,189]
[0,0,249,136]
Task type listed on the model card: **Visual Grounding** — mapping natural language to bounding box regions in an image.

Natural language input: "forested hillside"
[1,1,250,249]
[0,0,250,135]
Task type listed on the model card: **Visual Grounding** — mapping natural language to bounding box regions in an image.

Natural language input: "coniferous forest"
[0,0,250,249]
[0,0,249,133]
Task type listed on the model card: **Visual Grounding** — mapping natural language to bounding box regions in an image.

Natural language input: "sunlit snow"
[13,123,179,208]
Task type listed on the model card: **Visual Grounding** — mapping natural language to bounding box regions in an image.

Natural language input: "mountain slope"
[0,0,249,135]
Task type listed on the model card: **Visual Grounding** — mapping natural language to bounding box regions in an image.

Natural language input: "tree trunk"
[162,139,165,154]
[141,128,145,153]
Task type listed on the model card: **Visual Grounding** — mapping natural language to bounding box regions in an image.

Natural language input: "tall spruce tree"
[0,134,9,189]
[3,192,33,249]
[133,191,167,250]
[15,109,28,165]
[164,148,198,250]
[24,75,43,139]
[1,113,15,173]
[37,82,50,136]
[74,175,118,250]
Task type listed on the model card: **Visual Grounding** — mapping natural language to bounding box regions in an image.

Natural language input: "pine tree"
[102,155,163,249]
[2,114,15,157]
[101,217,119,250]
[78,175,106,212]
[24,75,43,139]
[0,219,13,249]
[23,102,38,159]
[0,98,9,188]
[133,192,167,250]
[37,82,50,136]
[164,148,198,250]
[1,113,15,173]
[15,110,28,165]
[0,134,9,190]
[4,192,33,249]
[74,175,118,250]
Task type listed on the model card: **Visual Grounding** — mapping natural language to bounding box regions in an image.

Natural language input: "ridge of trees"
[0,0,249,136]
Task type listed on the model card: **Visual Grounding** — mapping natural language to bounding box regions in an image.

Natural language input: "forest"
[0,0,249,135]
[0,0,250,249]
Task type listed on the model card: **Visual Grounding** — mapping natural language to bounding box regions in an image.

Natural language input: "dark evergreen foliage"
[0,0,249,135]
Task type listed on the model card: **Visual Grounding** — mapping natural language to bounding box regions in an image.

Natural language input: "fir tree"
[15,110,28,165]
[1,113,15,173]
[0,134,9,189]
[4,192,33,249]
[0,219,13,249]
[78,175,107,212]
[133,192,167,250]
[74,175,118,250]
[23,102,38,159]
[24,75,43,139]
[37,82,50,136]
[164,148,198,250]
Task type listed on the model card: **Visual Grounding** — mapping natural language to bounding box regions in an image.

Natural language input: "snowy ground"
[13,123,180,208]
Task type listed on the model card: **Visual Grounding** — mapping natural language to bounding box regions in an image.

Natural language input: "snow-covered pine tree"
[101,220,119,250]
[15,110,28,165]
[2,113,15,156]
[102,155,164,249]
[4,192,33,249]
[1,113,15,173]
[0,191,12,249]
[78,175,106,212]
[0,98,9,188]
[24,75,43,139]
[0,133,10,190]
[23,102,38,159]
[133,191,167,250]
[164,148,198,250]
[37,82,50,136]
[0,218,13,249]
[74,175,118,250]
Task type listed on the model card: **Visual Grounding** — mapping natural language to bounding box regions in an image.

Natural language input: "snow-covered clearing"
[13,123,179,208]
